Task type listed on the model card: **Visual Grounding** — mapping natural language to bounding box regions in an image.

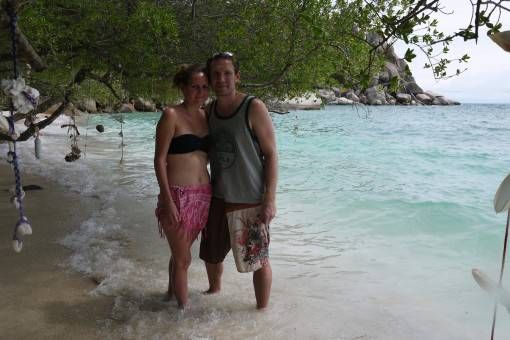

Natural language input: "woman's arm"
[154,107,180,222]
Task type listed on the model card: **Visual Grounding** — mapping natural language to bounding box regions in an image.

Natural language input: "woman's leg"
[165,229,192,308]
[165,256,174,301]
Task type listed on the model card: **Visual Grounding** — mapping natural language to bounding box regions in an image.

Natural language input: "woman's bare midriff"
[166,151,209,186]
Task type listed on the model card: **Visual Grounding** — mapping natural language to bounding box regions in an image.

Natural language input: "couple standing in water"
[154,53,278,310]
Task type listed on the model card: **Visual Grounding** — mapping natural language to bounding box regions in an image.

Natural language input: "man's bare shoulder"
[249,97,269,115]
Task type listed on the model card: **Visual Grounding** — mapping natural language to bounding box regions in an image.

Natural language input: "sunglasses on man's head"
[212,51,234,58]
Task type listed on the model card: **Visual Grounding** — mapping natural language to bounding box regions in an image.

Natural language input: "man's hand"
[260,198,276,225]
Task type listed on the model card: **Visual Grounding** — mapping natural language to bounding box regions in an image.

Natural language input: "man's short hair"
[206,52,240,78]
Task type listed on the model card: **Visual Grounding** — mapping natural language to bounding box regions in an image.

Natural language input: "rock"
[424,90,442,98]
[386,93,396,105]
[432,96,460,105]
[401,81,423,95]
[344,90,359,102]
[416,93,433,104]
[281,92,322,110]
[96,124,104,133]
[396,93,412,104]
[331,97,354,105]
[134,97,157,112]
[378,70,390,84]
[77,98,97,113]
[384,62,400,80]
[118,103,136,113]
[317,89,337,104]
[358,94,367,104]
[433,96,453,105]
[365,86,387,105]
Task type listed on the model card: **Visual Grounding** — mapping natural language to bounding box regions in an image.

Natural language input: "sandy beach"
[0,164,114,339]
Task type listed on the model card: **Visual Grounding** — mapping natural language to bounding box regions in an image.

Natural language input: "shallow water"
[2,103,510,339]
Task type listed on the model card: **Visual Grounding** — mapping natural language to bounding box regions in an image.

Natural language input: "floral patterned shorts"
[227,206,270,273]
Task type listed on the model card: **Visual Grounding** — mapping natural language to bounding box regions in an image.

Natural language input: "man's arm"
[249,98,278,225]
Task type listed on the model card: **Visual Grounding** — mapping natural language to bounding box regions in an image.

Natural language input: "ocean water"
[2,104,510,339]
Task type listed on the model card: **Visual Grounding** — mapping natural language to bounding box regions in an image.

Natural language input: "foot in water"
[163,290,174,302]
[202,287,220,295]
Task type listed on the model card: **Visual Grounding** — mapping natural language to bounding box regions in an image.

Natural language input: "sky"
[393,0,510,103]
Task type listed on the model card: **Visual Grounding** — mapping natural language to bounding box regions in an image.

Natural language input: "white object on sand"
[494,173,510,213]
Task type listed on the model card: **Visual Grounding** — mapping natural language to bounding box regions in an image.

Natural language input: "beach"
[0,106,509,339]
[0,164,115,339]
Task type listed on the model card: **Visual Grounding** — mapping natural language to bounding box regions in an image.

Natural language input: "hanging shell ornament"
[12,239,23,253]
[494,173,510,213]
[1,77,40,114]
[489,30,510,53]
[16,217,32,236]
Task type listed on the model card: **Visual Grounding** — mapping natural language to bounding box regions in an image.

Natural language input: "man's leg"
[200,197,230,293]
[204,262,223,294]
[253,261,272,309]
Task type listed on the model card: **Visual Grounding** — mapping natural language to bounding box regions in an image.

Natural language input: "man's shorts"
[199,198,270,273]
[199,197,230,264]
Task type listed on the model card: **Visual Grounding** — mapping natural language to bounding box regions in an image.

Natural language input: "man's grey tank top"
[208,95,265,204]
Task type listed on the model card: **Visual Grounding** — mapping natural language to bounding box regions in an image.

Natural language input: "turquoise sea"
[4,103,510,339]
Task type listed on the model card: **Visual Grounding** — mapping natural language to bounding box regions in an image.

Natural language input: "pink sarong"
[155,184,212,241]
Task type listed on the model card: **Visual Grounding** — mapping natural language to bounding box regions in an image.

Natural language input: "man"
[199,52,278,309]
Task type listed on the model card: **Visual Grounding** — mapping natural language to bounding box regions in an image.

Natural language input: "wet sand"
[0,164,114,339]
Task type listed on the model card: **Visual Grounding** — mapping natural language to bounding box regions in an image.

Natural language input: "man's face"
[209,58,240,97]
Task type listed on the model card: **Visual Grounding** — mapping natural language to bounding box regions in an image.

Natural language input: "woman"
[154,64,211,308]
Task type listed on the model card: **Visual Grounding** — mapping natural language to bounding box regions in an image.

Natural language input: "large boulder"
[416,93,433,104]
[281,92,322,110]
[432,96,460,105]
[384,62,400,80]
[76,98,97,113]
[317,89,337,104]
[401,81,423,95]
[331,97,354,105]
[365,86,387,105]
[134,97,157,112]
[343,90,360,102]
[396,93,412,104]
[386,93,396,105]
[118,103,136,112]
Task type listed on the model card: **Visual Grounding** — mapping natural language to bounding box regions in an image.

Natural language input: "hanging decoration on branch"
[1,78,40,114]
[2,0,37,253]
[61,120,81,162]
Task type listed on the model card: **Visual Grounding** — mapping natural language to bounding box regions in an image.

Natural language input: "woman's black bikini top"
[168,134,210,154]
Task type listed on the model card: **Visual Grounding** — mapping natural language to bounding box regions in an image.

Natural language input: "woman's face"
[182,72,209,105]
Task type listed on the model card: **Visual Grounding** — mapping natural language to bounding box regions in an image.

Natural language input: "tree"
[1,0,508,142]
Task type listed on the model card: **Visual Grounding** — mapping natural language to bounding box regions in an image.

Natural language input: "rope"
[6,0,31,251]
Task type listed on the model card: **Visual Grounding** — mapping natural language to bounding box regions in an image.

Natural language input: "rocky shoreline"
[43,37,460,115]
[277,33,460,111]
[276,87,460,111]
